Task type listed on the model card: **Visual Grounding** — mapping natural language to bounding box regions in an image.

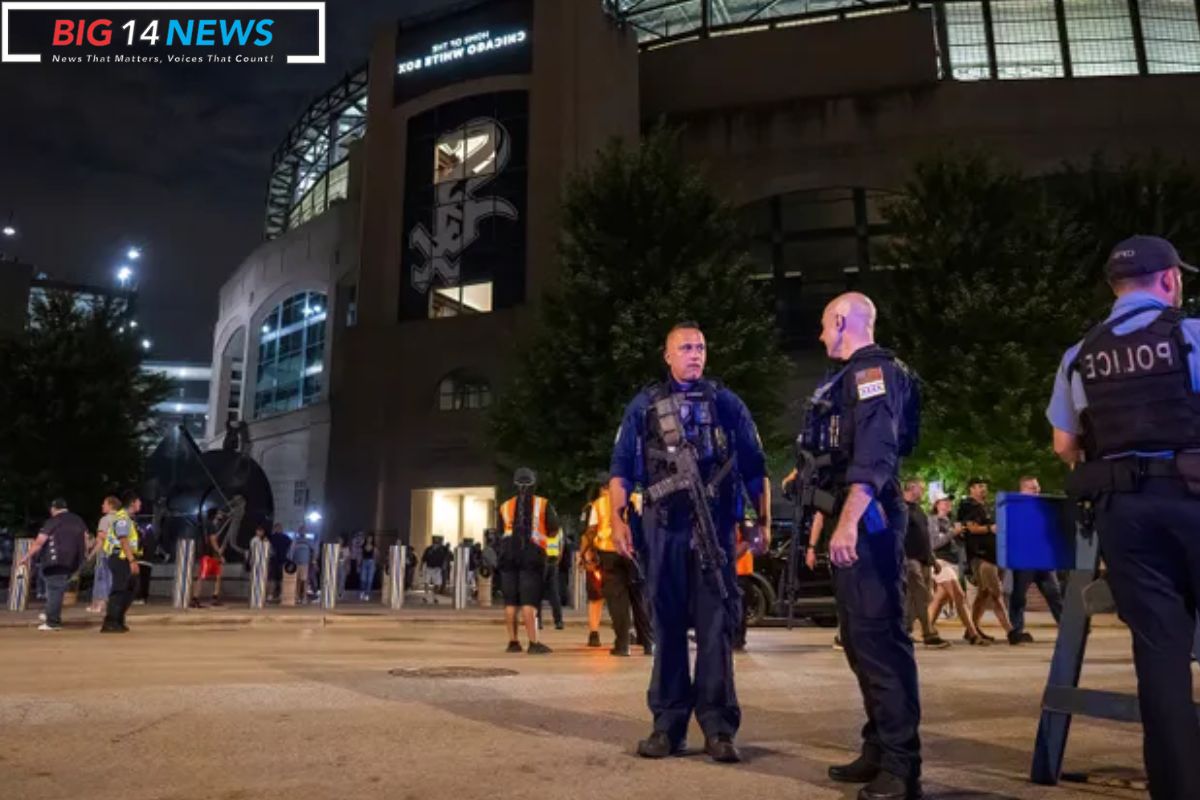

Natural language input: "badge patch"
[855,367,887,400]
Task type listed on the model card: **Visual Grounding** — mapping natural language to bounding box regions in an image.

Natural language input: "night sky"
[0,0,457,362]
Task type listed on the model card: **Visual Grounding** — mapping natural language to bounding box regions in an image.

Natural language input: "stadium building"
[206,0,1200,544]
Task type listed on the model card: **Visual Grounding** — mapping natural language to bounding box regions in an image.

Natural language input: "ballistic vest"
[643,380,730,493]
[499,494,551,551]
[1069,306,1200,459]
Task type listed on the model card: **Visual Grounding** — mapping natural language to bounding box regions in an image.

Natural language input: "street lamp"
[141,338,152,351]
[127,247,141,261]
[129,320,138,329]
[1,225,15,238]
[117,265,134,287]
[306,510,322,524]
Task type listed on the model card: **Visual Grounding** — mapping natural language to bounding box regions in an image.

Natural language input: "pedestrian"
[1046,235,1200,799]
[804,294,922,800]
[20,498,87,631]
[420,537,448,603]
[902,479,948,649]
[497,468,557,654]
[578,500,605,648]
[336,534,350,599]
[267,522,290,602]
[349,529,365,592]
[88,500,114,614]
[192,508,225,607]
[359,533,377,601]
[537,525,564,630]
[1007,476,1064,643]
[610,320,770,763]
[586,481,653,656]
[957,478,1016,643]
[288,530,315,604]
[927,495,988,645]
[404,544,417,592]
[100,495,140,634]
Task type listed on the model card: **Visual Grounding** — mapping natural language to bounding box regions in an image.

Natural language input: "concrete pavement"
[0,613,1175,800]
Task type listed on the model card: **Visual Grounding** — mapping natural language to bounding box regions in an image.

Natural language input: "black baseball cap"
[1105,235,1197,281]
[49,497,68,510]
[513,467,537,487]
[966,477,987,488]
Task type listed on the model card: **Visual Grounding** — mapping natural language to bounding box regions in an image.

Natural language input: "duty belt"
[1065,455,1182,498]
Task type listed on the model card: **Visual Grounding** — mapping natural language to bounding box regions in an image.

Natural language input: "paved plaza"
[0,608,1177,800]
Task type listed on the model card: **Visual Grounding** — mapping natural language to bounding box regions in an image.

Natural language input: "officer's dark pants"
[600,551,654,649]
[103,555,135,629]
[1095,479,1200,800]
[835,519,921,781]
[647,526,738,745]
[1009,569,1064,633]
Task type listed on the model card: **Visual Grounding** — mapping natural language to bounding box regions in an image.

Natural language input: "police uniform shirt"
[1046,290,1200,448]
[831,345,913,495]
[610,379,767,533]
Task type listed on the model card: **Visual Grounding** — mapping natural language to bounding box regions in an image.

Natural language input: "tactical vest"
[643,380,730,487]
[1070,306,1200,459]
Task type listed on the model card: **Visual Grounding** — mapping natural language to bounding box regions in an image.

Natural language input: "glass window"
[1065,0,1139,76]
[327,160,349,204]
[437,373,493,412]
[434,122,500,185]
[429,281,494,319]
[945,1,992,80]
[254,291,328,419]
[1141,0,1200,73]
[992,0,1064,79]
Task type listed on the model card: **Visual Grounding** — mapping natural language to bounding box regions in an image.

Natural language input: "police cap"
[1106,235,1197,281]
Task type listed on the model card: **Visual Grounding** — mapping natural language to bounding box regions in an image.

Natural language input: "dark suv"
[739,516,837,627]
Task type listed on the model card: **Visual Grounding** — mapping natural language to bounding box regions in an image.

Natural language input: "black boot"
[587,631,602,647]
[857,771,920,800]
[637,731,684,759]
[829,754,880,783]
[704,734,742,763]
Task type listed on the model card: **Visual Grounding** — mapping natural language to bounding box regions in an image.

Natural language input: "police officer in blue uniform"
[609,320,769,763]
[806,293,922,800]
[1047,235,1200,800]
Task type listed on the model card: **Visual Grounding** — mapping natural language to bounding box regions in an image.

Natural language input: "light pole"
[117,265,134,288]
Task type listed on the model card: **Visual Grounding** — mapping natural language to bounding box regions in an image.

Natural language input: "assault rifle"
[644,394,739,629]
[784,445,839,629]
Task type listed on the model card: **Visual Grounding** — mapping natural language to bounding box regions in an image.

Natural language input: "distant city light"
[261,324,271,334]
[127,247,142,260]
[129,320,139,329]
[141,339,152,351]
[306,511,322,524]
[1,225,15,238]
[117,266,134,286]
[174,403,184,413]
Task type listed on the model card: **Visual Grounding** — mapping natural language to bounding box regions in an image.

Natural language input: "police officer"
[805,293,921,800]
[1046,235,1200,799]
[610,320,769,763]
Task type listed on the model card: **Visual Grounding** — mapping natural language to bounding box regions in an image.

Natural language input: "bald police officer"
[806,293,922,800]
[1047,235,1200,800]
[610,320,769,763]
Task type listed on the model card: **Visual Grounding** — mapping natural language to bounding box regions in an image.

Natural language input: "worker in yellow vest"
[537,520,565,631]
[100,493,142,634]
[588,482,654,656]
[498,468,559,654]
[578,496,606,648]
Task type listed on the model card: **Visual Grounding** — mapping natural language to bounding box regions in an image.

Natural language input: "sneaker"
[527,641,553,655]
[189,598,203,609]
[554,621,564,630]
[833,636,844,651]
[210,597,223,607]
[38,612,46,622]
[1008,630,1034,645]
[37,623,61,631]
[587,631,602,648]
[922,635,951,650]
[133,599,147,606]
[506,640,523,653]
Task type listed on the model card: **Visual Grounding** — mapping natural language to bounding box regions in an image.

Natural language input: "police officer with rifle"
[610,321,769,763]
[798,293,922,800]
[1047,236,1200,800]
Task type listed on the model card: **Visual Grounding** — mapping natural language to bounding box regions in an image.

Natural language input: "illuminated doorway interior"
[409,486,496,555]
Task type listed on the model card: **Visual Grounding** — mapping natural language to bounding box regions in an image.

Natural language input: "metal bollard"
[386,545,407,610]
[7,538,32,612]
[248,538,270,609]
[173,538,196,609]
[453,544,470,609]
[321,542,340,610]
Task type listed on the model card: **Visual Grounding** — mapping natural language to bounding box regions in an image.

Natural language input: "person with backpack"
[20,498,88,631]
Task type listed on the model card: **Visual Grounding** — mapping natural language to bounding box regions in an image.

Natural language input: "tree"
[0,291,170,529]
[489,127,788,513]
[873,150,1200,494]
